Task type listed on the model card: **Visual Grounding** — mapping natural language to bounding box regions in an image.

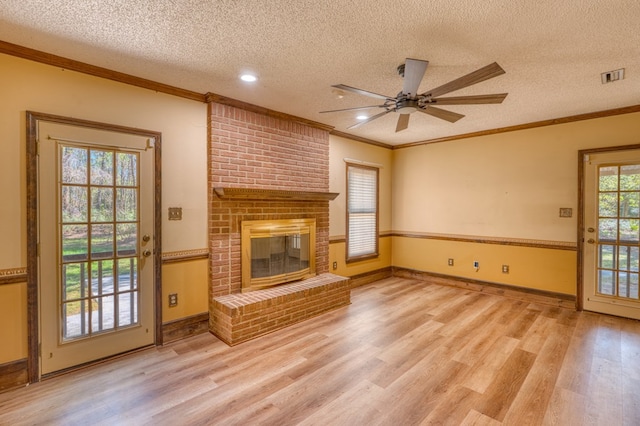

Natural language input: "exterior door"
[38,121,155,375]
[583,149,640,320]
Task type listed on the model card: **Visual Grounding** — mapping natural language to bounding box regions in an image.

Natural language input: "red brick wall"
[208,102,331,298]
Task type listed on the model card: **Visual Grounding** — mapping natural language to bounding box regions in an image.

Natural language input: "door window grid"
[59,145,140,341]
[596,164,640,300]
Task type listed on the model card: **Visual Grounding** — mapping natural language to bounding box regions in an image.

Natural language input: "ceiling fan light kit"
[321,59,508,132]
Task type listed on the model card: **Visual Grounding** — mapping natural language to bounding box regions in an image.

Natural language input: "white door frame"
[578,143,640,313]
[26,111,163,382]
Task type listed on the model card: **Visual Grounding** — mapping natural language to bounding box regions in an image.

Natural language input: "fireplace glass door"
[242,219,316,292]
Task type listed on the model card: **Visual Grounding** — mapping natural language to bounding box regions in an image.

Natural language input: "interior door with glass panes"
[38,121,155,375]
[583,149,640,320]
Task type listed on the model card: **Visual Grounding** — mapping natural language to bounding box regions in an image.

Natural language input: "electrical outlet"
[473,261,479,269]
[168,293,178,307]
[448,258,454,266]
[502,265,509,274]
[332,261,338,270]
[168,207,182,220]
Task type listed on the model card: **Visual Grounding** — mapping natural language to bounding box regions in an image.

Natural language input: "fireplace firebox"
[241,218,316,292]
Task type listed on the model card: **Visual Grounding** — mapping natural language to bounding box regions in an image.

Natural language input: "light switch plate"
[559,208,572,218]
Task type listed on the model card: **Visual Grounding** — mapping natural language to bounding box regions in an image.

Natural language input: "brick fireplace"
[206,97,340,334]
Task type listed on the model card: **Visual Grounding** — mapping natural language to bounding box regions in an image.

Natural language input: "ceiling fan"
[321,59,507,132]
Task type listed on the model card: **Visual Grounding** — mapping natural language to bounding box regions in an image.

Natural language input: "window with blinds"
[346,163,379,262]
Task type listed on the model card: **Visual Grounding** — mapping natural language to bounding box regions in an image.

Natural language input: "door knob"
[587,239,595,244]
[142,249,152,257]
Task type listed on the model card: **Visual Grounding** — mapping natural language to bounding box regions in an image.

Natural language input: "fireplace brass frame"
[241,218,316,292]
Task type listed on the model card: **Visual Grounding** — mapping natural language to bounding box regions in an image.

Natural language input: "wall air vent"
[601,68,625,84]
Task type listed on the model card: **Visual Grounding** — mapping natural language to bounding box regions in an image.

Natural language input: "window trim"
[345,162,379,263]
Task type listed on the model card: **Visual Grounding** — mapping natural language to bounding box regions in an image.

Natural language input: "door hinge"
[36,140,41,156]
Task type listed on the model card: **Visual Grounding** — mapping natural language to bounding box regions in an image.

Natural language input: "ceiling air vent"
[601,68,625,84]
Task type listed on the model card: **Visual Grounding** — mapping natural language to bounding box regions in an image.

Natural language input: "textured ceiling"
[1,0,639,146]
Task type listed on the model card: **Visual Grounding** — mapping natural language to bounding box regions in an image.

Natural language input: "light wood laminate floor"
[1,277,640,425]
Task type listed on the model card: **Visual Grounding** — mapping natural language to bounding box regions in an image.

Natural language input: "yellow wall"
[330,236,392,277]
[392,237,576,295]
[162,259,209,322]
[0,283,27,364]
[392,111,640,294]
[0,53,209,363]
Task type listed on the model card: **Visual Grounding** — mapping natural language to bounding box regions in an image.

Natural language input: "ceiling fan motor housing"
[396,98,419,114]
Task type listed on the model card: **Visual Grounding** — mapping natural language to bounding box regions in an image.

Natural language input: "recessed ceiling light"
[356,115,368,120]
[240,74,257,82]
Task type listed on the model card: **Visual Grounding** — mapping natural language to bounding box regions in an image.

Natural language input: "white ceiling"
[1,1,639,146]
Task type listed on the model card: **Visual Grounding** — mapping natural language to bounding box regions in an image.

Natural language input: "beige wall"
[329,134,393,274]
[392,111,640,294]
[0,53,209,363]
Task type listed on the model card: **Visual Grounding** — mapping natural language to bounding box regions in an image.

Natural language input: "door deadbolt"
[142,235,151,242]
[587,227,595,233]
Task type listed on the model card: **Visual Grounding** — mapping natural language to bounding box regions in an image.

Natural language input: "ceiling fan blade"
[417,106,465,123]
[431,93,508,105]
[421,62,506,99]
[320,104,386,113]
[332,84,393,101]
[395,114,410,132]
[347,109,393,129]
[402,58,429,97]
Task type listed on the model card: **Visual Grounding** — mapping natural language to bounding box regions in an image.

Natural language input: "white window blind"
[347,164,378,260]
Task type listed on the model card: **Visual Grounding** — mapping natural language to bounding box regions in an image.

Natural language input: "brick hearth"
[210,273,350,345]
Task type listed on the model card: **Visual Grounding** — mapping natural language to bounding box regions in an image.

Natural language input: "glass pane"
[116,188,137,222]
[630,274,640,299]
[116,152,137,187]
[618,272,636,298]
[620,165,640,191]
[599,192,618,217]
[63,300,89,340]
[62,186,88,222]
[62,147,87,184]
[619,219,639,242]
[598,244,616,269]
[618,245,631,271]
[598,270,615,295]
[62,263,88,301]
[599,166,618,191]
[630,246,639,272]
[62,224,88,262]
[90,150,114,186]
[90,187,114,222]
[91,295,115,333]
[620,192,640,218]
[117,258,137,291]
[118,292,138,327]
[599,219,618,241]
[116,223,137,256]
[91,224,114,259]
[91,260,114,296]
